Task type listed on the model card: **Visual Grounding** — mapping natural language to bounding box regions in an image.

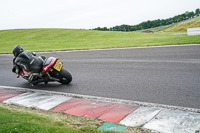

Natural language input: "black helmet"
[13,45,24,57]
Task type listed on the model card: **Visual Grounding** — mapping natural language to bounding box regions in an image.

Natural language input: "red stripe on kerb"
[65,100,119,118]
[51,98,86,112]
[0,88,25,101]
[98,104,139,123]
[51,97,139,123]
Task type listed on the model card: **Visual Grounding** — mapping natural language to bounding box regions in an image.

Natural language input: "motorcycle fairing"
[42,57,57,74]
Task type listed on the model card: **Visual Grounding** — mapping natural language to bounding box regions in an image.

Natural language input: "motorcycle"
[18,56,72,85]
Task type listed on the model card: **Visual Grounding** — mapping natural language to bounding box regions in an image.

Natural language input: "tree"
[195,8,200,16]
[93,8,200,32]
[187,11,195,19]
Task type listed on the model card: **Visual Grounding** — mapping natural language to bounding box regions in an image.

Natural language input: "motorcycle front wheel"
[59,68,72,84]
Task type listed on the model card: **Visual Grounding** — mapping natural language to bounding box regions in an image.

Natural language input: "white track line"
[0,85,200,113]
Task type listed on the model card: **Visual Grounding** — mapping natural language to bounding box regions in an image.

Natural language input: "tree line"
[93,8,200,32]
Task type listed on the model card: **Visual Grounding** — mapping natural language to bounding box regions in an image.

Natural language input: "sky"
[0,0,199,30]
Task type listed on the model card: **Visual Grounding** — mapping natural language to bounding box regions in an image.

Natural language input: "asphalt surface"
[1,45,200,109]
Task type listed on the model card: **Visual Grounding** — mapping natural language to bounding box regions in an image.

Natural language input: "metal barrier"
[187,27,200,36]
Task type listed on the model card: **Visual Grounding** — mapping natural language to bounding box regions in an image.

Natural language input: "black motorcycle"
[16,56,72,85]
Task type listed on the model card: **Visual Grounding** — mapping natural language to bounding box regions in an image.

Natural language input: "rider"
[12,45,45,85]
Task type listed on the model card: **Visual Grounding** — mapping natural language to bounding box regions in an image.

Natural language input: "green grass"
[0,103,150,133]
[1,15,200,54]
[0,104,112,133]
[0,106,81,133]
[0,28,200,54]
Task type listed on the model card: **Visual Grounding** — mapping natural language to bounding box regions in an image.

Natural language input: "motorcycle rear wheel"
[59,68,72,84]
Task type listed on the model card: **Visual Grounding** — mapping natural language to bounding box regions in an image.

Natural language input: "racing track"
[1,44,200,109]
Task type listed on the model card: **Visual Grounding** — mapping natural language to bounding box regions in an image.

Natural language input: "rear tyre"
[59,68,72,84]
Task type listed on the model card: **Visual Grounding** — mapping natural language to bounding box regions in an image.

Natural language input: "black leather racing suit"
[12,50,44,85]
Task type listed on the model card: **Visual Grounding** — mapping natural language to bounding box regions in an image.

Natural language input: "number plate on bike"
[53,60,63,71]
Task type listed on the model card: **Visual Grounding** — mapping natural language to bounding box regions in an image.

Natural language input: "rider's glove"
[12,65,20,74]
[12,66,16,73]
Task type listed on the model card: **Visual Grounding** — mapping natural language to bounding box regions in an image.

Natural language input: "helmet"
[13,45,24,57]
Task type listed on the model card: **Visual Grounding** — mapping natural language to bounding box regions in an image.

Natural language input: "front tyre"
[59,68,72,84]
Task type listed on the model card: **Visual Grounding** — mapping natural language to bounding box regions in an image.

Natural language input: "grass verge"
[0,103,151,133]
[0,28,200,54]
[165,16,200,32]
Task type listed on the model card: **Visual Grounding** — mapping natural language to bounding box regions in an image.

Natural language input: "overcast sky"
[0,0,199,30]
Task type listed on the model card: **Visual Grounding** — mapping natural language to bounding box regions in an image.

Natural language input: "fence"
[187,27,200,36]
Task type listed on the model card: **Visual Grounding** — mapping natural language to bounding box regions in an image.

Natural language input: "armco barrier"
[187,27,200,36]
